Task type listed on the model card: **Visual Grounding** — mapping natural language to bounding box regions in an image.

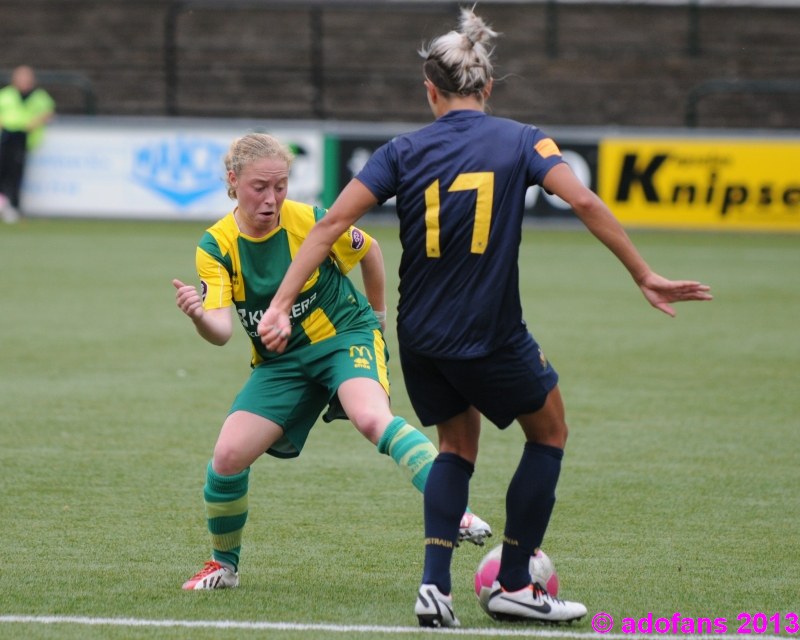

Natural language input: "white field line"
[0,615,787,639]
[0,615,568,636]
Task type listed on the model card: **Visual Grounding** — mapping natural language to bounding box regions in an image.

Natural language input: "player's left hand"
[258,307,292,353]
[374,309,387,332]
[638,272,713,317]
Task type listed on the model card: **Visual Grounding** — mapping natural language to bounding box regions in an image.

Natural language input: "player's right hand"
[258,306,291,353]
[172,278,204,321]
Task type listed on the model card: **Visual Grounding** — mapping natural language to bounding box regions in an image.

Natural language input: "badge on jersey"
[350,228,365,250]
[534,138,561,159]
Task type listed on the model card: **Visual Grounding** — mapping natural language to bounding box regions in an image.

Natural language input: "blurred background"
[2,6,798,635]
[3,0,799,127]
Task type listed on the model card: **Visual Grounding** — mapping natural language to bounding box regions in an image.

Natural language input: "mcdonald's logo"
[349,345,373,370]
[349,345,373,360]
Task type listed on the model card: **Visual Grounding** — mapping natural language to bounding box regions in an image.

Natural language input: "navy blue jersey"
[356,110,564,358]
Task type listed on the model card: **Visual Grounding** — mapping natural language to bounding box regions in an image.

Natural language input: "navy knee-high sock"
[421,452,473,594]
[498,442,563,591]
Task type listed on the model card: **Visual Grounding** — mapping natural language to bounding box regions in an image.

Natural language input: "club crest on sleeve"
[350,228,365,250]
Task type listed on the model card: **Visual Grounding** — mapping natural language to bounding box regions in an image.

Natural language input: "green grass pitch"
[1,218,798,639]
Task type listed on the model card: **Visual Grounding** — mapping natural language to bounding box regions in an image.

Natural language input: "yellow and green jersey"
[196,200,379,366]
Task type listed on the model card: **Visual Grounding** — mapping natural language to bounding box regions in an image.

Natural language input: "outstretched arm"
[172,278,233,345]
[258,179,379,351]
[542,164,712,316]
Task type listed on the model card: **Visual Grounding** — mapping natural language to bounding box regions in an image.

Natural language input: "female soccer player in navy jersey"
[173,133,490,592]
[259,9,712,627]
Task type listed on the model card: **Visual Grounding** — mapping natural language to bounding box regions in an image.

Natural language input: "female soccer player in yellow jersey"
[173,133,491,591]
[259,8,712,627]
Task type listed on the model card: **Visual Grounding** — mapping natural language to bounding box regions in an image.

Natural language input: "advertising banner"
[598,138,800,232]
[22,119,323,220]
[20,117,800,233]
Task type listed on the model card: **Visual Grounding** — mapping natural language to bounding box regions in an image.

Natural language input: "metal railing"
[160,0,799,127]
[163,0,459,117]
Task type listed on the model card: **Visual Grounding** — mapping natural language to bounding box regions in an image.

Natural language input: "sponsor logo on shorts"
[349,345,373,370]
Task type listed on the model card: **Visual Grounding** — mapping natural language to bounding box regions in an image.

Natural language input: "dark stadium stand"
[1,0,797,128]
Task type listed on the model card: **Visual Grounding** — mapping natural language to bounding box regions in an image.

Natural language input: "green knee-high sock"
[377,417,438,494]
[204,461,249,571]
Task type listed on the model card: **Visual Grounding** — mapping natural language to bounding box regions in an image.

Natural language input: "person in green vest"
[0,65,55,223]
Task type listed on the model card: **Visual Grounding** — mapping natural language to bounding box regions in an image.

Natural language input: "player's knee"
[211,446,248,476]
[544,420,568,448]
[519,417,568,449]
[437,431,480,463]
[351,412,385,445]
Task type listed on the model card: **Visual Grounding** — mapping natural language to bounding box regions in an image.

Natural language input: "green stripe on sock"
[213,548,241,568]
[204,462,250,501]
[211,530,245,553]
[377,418,436,494]
[208,513,249,535]
[377,416,406,455]
[203,461,249,570]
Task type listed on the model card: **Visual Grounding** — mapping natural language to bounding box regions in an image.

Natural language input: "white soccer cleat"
[415,583,460,628]
[487,580,587,623]
[459,511,493,546]
[0,195,19,224]
[182,560,239,590]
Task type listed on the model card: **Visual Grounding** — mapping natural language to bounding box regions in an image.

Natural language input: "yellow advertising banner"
[598,138,800,231]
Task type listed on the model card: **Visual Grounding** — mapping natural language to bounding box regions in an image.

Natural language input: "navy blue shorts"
[399,331,559,429]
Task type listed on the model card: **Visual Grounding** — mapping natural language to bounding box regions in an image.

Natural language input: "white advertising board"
[22,118,323,220]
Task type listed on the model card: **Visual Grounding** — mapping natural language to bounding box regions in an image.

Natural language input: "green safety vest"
[0,85,55,149]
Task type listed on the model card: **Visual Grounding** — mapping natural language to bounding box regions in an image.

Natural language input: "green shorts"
[229,328,390,459]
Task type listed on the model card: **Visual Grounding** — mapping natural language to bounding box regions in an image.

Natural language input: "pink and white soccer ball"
[474,545,559,612]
